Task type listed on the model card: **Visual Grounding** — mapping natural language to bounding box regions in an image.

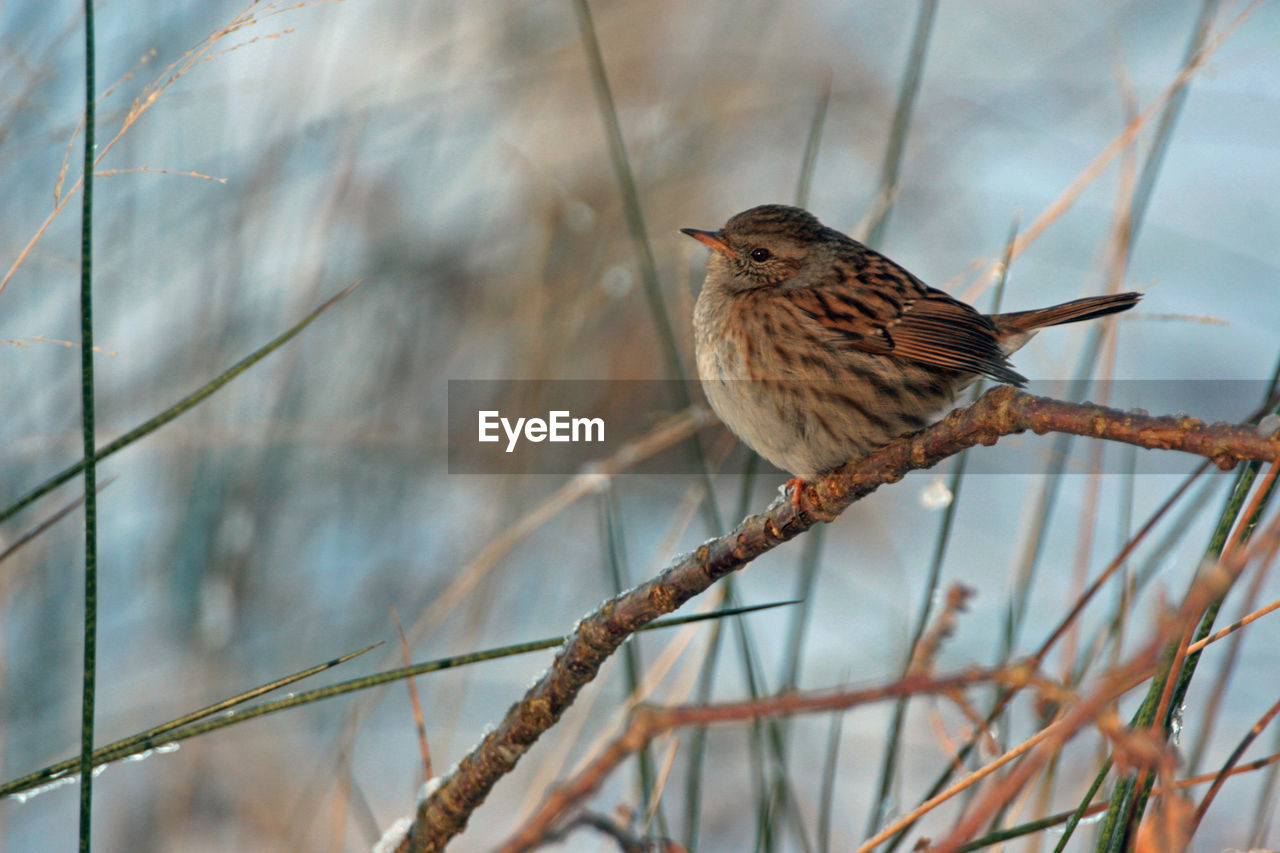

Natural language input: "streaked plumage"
[683,204,1140,480]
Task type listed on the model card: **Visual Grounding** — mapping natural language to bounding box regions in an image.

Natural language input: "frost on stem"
[373,817,413,853]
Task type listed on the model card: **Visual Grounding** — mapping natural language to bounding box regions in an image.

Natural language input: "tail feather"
[993,292,1141,334]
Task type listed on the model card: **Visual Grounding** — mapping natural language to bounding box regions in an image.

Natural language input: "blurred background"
[2,0,1279,850]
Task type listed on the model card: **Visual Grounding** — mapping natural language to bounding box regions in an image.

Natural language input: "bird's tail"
[993,292,1142,334]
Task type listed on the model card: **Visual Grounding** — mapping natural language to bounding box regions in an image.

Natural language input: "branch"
[505,508,1280,853]
[397,386,1279,852]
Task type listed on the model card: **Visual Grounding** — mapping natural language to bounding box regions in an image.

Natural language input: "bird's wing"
[789,282,1027,386]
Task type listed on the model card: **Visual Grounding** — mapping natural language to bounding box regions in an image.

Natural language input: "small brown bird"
[683,204,1140,501]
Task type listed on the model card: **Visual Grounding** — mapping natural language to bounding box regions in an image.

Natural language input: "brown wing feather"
[791,284,1028,386]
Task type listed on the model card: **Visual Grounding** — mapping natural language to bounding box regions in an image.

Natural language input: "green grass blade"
[1,603,791,801]
[568,0,724,542]
[0,643,380,799]
[816,702,844,853]
[794,76,831,209]
[865,0,938,248]
[874,219,1016,845]
[1095,460,1264,851]
[0,281,361,527]
[599,487,666,838]
[76,1,98,847]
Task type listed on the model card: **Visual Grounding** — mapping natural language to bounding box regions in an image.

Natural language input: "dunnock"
[683,204,1140,498]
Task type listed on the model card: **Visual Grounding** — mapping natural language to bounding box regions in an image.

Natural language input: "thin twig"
[505,667,1019,853]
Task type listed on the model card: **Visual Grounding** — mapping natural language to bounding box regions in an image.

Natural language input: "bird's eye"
[749,247,772,262]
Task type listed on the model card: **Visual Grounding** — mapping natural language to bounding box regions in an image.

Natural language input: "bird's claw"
[784,477,810,515]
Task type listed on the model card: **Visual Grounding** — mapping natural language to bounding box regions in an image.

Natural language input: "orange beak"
[680,227,734,257]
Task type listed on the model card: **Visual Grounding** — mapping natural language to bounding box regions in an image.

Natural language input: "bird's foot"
[784,477,810,515]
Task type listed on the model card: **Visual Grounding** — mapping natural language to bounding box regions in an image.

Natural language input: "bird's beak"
[680,227,734,257]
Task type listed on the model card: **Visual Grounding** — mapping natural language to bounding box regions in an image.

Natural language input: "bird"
[682,203,1140,505]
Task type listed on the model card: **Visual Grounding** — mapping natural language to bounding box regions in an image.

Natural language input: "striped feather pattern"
[687,204,1141,478]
